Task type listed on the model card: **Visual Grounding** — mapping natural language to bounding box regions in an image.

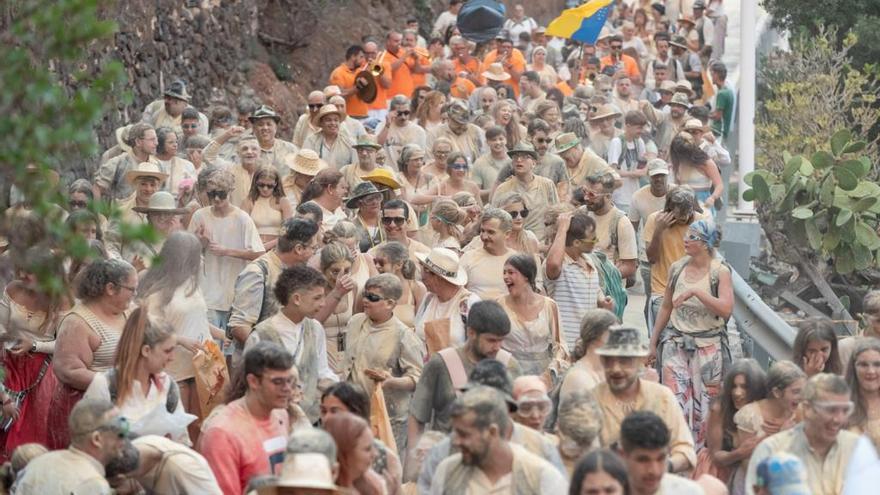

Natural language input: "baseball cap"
[755,453,810,495]
[647,159,669,176]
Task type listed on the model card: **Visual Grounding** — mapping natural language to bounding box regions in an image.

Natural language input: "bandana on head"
[689,219,719,247]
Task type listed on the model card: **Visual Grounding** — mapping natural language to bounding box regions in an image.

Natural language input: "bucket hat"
[684,118,705,131]
[507,141,538,160]
[670,35,689,50]
[362,168,401,190]
[345,182,382,209]
[446,100,472,125]
[132,191,187,214]
[353,134,382,150]
[268,453,339,493]
[124,162,168,185]
[596,326,650,357]
[163,80,192,102]
[554,132,581,153]
[589,103,622,121]
[670,92,692,108]
[286,149,327,177]
[416,247,468,286]
[658,80,678,93]
[248,105,282,123]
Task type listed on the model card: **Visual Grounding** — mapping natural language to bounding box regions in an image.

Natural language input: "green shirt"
[712,86,734,138]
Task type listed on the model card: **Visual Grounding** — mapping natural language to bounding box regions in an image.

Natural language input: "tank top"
[251,196,283,236]
[70,304,122,372]
[676,163,712,192]
[670,267,725,333]
[393,280,417,329]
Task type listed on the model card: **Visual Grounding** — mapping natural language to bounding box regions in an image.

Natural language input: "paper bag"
[369,385,397,454]
[423,319,451,356]
[192,340,229,417]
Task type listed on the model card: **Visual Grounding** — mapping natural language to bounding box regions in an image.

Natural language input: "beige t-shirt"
[591,207,638,263]
[628,186,667,262]
[133,435,222,494]
[492,174,558,241]
[460,248,514,301]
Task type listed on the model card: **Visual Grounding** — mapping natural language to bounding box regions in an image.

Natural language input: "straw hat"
[658,80,678,93]
[507,141,538,160]
[670,35,689,50]
[482,62,511,82]
[669,92,692,108]
[554,132,581,153]
[678,14,696,26]
[286,149,327,177]
[353,134,382,150]
[163,80,192,102]
[684,118,705,131]
[249,105,282,123]
[311,104,345,128]
[416,247,468,286]
[362,168,401,190]
[597,26,614,42]
[589,104,622,121]
[345,181,382,209]
[596,326,650,357]
[675,79,695,96]
[261,453,339,493]
[322,85,342,99]
[124,162,168,185]
[131,191,187,214]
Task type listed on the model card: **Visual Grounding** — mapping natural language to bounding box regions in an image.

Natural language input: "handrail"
[731,268,797,361]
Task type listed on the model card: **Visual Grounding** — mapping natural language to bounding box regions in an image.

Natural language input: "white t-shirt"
[628,186,667,262]
[460,248,514,301]
[187,206,265,311]
[607,136,646,209]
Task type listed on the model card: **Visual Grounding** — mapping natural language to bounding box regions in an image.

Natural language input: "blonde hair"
[432,198,466,242]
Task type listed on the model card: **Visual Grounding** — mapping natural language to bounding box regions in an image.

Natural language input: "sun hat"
[268,453,339,493]
[362,168,401,190]
[507,141,538,160]
[311,104,345,128]
[344,182,382,209]
[286,149,327,177]
[163,80,192,102]
[322,85,342,99]
[684,118,705,131]
[352,134,382,150]
[446,100,472,125]
[534,26,547,35]
[670,35,689,50]
[554,132,581,154]
[416,247,468,286]
[596,326,650,357]
[669,92,692,109]
[693,0,707,9]
[131,191,187,214]
[647,159,670,176]
[249,105,282,123]
[124,162,168,185]
[754,453,810,495]
[482,62,511,82]
[675,79,695,96]
[589,103,623,121]
[658,80,678,93]
[678,15,696,26]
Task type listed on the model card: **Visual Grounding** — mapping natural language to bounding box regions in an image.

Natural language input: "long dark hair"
[569,449,630,495]
[792,318,843,375]
[718,359,767,448]
[504,253,537,292]
[247,167,285,203]
[300,169,343,204]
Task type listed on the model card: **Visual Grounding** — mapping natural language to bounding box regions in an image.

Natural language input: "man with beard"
[141,79,209,136]
[584,173,638,282]
[329,44,370,118]
[619,412,704,495]
[430,385,567,494]
[199,342,295,495]
[593,326,696,473]
[745,373,878,495]
[427,100,486,164]
[376,95,426,166]
[641,92,691,159]
[17,398,129,495]
[408,301,521,458]
[555,132,617,203]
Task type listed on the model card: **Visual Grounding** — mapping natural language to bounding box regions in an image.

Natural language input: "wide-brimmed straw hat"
[260,453,339,493]
[416,247,468,286]
[554,132,581,153]
[684,118,705,131]
[362,168,401,190]
[115,125,133,153]
[596,326,650,357]
[675,79,695,97]
[658,80,678,93]
[345,181,382,209]
[124,162,168,185]
[311,104,345,128]
[678,14,696,26]
[131,191,187,214]
[249,105,282,123]
[286,149,327,177]
[482,62,511,82]
[589,104,622,121]
[353,134,382,150]
[163,80,192,102]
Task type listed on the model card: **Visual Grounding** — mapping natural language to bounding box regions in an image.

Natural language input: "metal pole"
[736,0,756,213]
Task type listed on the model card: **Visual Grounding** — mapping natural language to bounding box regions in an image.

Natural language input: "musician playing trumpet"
[385,31,418,99]
[364,40,393,120]
[402,30,432,90]
[480,30,526,98]
[329,45,370,119]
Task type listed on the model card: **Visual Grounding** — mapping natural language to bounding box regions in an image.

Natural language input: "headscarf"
[689,218,720,248]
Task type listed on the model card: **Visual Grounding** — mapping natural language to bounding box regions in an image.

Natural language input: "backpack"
[667,255,731,322]
[106,368,180,413]
[438,347,512,394]
[588,250,628,320]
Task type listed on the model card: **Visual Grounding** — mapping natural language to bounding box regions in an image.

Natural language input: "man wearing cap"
[329,44,370,119]
[629,159,670,308]
[670,34,703,100]
[283,149,327,205]
[746,373,879,495]
[17,398,129,495]
[641,92,691,158]
[94,122,159,201]
[592,326,697,473]
[482,31,526,97]
[376,95,427,166]
[346,182,386,250]
[141,79,209,136]
[292,91,325,148]
[250,105,299,175]
[492,142,558,240]
[555,132,616,202]
[427,100,486,164]
[340,134,392,189]
[587,103,622,160]
[430,385,567,494]
[583,173,639,282]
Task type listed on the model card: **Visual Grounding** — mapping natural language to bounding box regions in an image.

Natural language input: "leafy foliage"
[744,130,879,275]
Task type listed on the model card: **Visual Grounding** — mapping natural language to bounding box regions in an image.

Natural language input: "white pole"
[737,0,756,213]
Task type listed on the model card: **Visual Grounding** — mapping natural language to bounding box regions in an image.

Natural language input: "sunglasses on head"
[507,208,529,219]
[382,216,407,226]
[363,291,388,303]
[206,190,228,200]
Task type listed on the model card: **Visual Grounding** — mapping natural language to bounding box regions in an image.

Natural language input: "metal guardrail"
[731,268,797,366]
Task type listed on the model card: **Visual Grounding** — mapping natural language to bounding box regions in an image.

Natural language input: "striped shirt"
[543,254,603,350]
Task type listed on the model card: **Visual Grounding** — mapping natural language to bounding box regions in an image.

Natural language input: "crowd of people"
[0,0,877,494]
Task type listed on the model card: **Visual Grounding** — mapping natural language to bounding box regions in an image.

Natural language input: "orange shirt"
[450,76,477,99]
[556,81,574,97]
[368,56,394,111]
[599,54,641,80]
[408,53,431,89]
[329,63,369,117]
[385,48,415,99]
[482,48,527,97]
[453,56,482,80]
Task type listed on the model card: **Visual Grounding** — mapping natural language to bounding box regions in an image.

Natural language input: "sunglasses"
[533,138,551,144]
[396,110,411,116]
[507,208,529,219]
[685,233,703,242]
[449,163,469,171]
[363,291,389,303]
[206,190,228,200]
[69,199,88,209]
[610,45,623,50]
[382,216,407,226]
[581,235,598,244]
[257,182,276,189]
[182,124,199,129]
[810,400,855,417]
[308,103,324,110]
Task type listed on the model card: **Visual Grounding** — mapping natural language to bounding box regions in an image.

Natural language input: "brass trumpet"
[369,50,387,77]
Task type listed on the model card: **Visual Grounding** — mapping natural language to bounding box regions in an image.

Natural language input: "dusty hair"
[113,305,176,404]
[573,309,619,360]
[375,241,416,280]
[320,241,353,272]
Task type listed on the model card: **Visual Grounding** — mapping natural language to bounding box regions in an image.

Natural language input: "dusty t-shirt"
[134,435,222,495]
[591,207,638,263]
[643,211,707,295]
[492,174,558,241]
[472,153,512,190]
[409,345,522,433]
[187,206,265,311]
[460,248,515,301]
[628,186,667,262]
